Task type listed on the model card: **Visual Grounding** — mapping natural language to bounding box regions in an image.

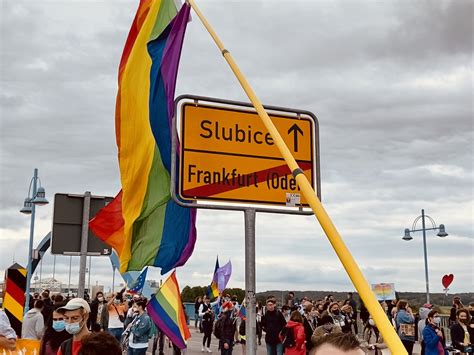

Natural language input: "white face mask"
[368,319,375,326]
[434,317,441,325]
[97,296,104,302]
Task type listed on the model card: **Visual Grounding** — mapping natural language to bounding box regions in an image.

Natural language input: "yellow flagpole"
[186,1,407,354]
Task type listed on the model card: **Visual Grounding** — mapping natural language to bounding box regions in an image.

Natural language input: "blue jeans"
[266,343,283,355]
[109,327,124,342]
[127,348,147,355]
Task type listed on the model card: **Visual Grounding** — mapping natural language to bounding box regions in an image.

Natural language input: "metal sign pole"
[88,256,92,295]
[77,191,91,298]
[68,256,72,296]
[112,268,116,294]
[244,208,257,355]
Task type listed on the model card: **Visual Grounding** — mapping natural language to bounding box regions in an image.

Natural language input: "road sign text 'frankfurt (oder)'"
[178,97,320,207]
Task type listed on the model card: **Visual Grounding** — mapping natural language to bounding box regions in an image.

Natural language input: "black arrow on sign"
[288,123,304,152]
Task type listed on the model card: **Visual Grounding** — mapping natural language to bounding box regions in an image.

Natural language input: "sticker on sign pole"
[285,193,301,207]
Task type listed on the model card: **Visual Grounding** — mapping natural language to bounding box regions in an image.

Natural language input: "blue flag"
[129,267,148,294]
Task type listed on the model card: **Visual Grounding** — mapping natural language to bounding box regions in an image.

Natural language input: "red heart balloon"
[442,274,454,288]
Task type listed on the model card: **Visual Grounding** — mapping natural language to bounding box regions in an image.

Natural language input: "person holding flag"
[200,295,221,352]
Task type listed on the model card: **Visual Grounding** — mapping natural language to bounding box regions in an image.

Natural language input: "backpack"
[213,316,223,339]
[279,326,295,348]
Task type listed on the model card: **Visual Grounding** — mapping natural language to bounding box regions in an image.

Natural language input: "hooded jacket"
[417,306,431,341]
[21,308,44,340]
[283,320,306,355]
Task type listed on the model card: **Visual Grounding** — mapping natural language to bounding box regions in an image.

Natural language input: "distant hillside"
[257,290,473,312]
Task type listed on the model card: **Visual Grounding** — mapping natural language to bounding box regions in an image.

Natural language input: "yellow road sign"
[178,97,319,207]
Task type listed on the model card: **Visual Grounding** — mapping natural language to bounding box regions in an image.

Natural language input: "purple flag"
[216,260,232,291]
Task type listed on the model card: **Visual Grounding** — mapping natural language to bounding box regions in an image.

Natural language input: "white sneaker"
[201,346,205,352]
[206,348,212,353]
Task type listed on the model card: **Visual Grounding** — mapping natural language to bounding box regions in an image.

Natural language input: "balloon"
[442,274,454,289]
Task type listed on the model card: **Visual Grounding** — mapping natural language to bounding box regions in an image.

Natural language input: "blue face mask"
[52,320,66,332]
[65,321,82,335]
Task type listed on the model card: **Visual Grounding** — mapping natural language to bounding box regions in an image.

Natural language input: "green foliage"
[222,288,246,303]
[180,285,246,303]
[181,285,208,302]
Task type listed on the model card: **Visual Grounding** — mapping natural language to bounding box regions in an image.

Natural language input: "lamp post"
[403,209,448,304]
[20,168,49,314]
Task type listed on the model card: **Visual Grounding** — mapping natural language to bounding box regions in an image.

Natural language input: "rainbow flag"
[89,0,196,273]
[207,256,220,298]
[147,271,190,349]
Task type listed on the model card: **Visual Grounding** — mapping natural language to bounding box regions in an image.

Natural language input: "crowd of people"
[1,289,473,355]
[193,292,473,355]
[0,288,157,355]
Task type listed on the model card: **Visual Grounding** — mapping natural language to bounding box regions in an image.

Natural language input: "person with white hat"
[56,298,91,355]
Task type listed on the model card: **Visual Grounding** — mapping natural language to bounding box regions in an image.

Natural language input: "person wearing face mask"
[422,310,447,355]
[311,315,342,345]
[56,298,91,355]
[363,317,387,355]
[450,308,474,354]
[328,303,346,331]
[417,303,433,355]
[303,304,317,354]
[89,292,109,332]
[39,307,72,355]
[107,292,129,342]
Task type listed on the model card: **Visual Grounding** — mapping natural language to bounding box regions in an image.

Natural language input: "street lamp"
[402,209,448,304]
[20,168,49,314]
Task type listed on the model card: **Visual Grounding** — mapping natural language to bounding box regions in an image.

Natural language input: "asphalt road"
[147,327,267,355]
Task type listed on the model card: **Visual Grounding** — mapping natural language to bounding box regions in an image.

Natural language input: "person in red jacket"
[283,311,306,355]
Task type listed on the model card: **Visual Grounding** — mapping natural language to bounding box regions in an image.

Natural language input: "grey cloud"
[1,0,472,293]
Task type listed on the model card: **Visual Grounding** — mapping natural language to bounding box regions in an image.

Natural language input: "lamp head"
[20,198,33,214]
[402,228,413,241]
[437,224,448,237]
[32,186,49,205]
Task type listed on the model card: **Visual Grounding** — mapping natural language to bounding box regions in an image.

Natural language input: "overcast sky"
[1,0,472,297]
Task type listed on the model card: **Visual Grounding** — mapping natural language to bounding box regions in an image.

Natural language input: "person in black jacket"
[200,296,215,352]
[218,302,237,355]
[449,297,464,326]
[302,303,317,354]
[261,299,286,355]
[88,292,108,332]
[450,308,473,353]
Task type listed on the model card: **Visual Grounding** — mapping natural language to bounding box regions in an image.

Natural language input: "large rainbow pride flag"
[90,0,196,273]
[147,271,191,349]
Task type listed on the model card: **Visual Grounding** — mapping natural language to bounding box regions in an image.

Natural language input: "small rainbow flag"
[89,0,196,274]
[207,256,220,298]
[147,271,190,349]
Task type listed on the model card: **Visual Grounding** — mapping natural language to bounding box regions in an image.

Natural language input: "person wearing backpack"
[215,301,237,355]
[280,311,305,355]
